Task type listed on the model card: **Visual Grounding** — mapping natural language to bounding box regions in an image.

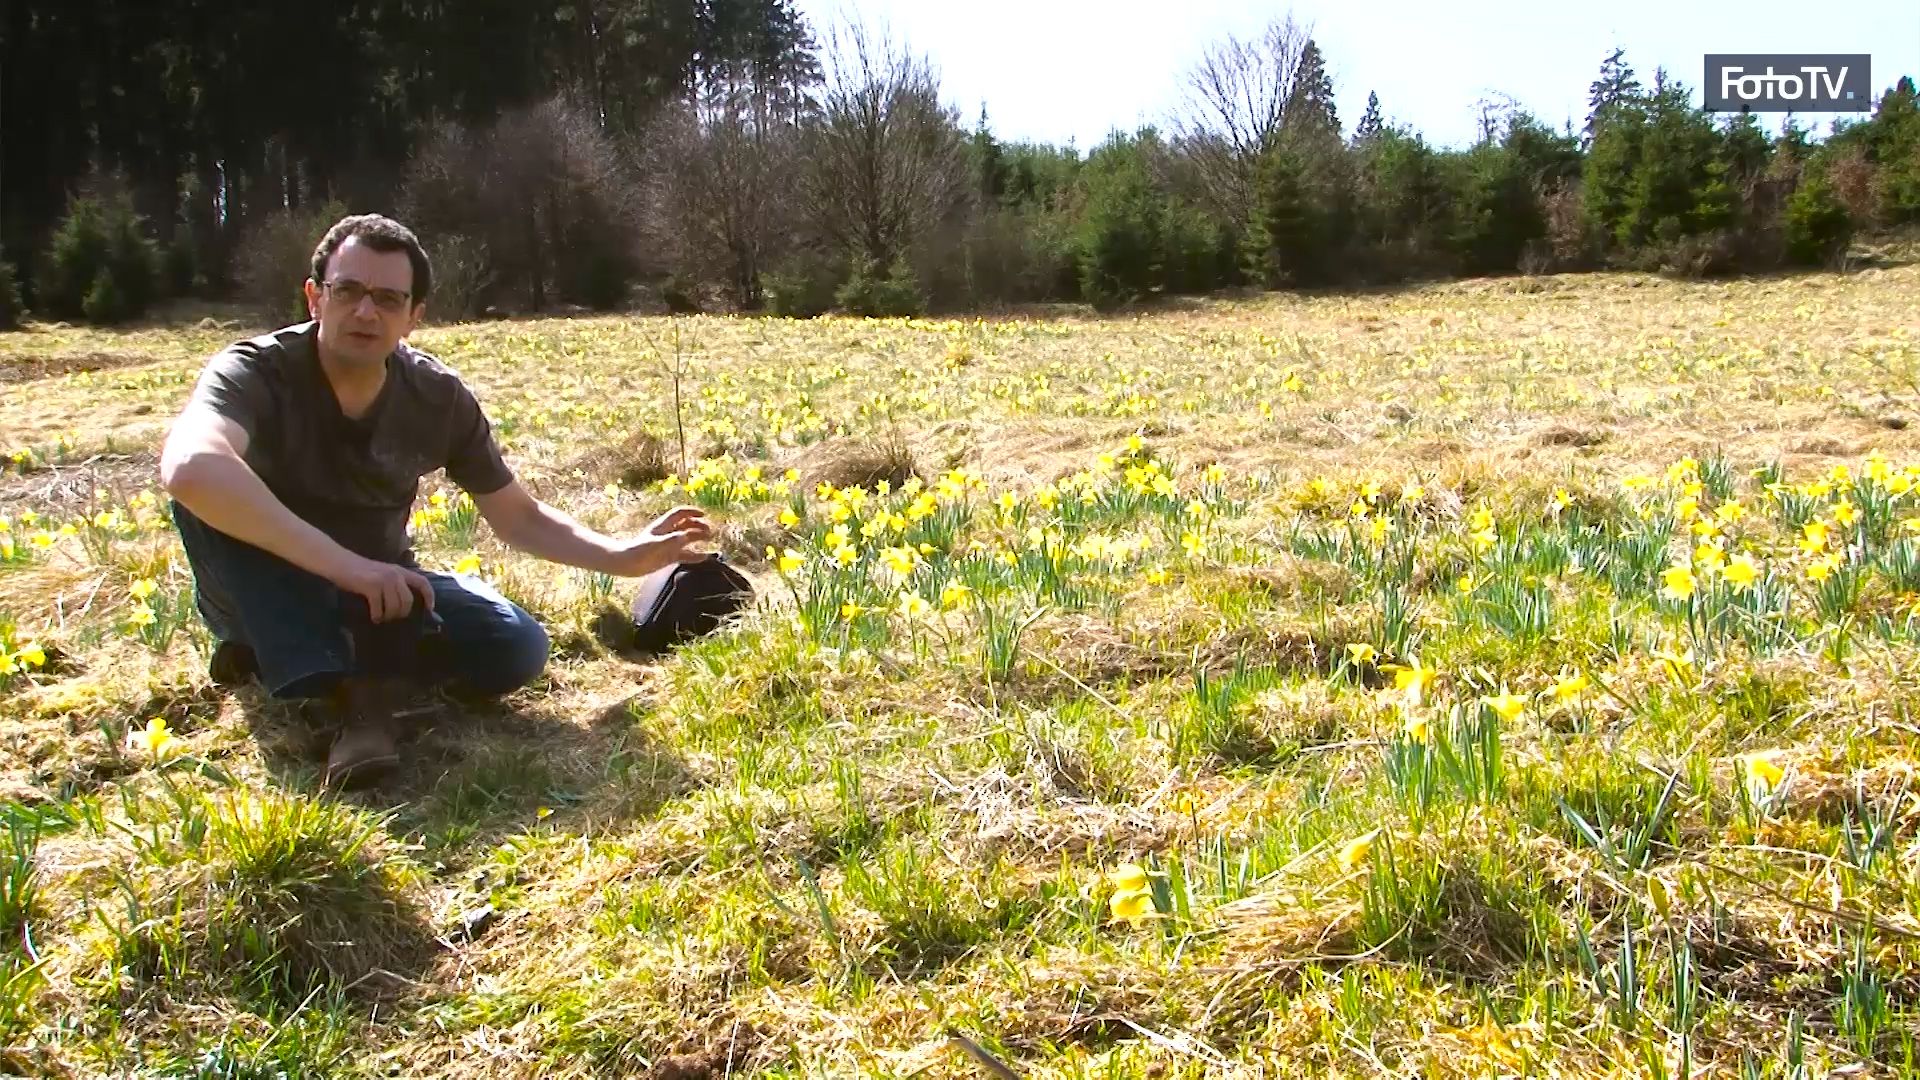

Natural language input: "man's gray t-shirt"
[183,322,514,565]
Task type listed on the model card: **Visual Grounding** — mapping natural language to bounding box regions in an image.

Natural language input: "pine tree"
[1585,47,1643,146]
[1718,112,1773,187]
[1869,77,1920,222]
[1244,146,1319,287]
[1784,167,1852,265]
[1353,92,1384,146]
[1284,40,1339,139]
[970,106,1007,205]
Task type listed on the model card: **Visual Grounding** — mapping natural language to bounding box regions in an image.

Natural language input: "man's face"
[303,236,425,371]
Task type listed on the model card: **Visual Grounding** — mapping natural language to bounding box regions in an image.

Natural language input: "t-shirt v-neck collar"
[304,339,397,434]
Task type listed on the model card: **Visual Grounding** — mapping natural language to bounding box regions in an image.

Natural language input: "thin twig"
[946,1032,1020,1080]
[1029,649,1135,724]
[1686,856,1920,941]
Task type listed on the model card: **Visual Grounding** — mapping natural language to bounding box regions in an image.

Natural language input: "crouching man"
[159,213,713,788]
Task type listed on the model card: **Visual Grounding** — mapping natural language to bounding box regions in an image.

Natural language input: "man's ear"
[403,302,426,338]
[302,278,322,320]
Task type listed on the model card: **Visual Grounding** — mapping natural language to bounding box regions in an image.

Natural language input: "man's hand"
[334,554,437,623]
[610,505,716,577]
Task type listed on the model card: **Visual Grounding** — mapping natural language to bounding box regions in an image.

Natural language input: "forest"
[3,1,1917,326]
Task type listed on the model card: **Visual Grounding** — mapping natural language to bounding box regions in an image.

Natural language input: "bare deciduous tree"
[402,98,642,313]
[798,21,967,271]
[642,47,813,308]
[1171,14,1313,225]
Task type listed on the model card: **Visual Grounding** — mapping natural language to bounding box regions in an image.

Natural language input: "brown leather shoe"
[325,719,399,789]
[324,676,407,789]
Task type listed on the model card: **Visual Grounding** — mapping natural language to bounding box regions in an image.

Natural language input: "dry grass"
[3,265,1920,1075]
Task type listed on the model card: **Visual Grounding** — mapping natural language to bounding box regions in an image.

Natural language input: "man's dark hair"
[310,214,432,303]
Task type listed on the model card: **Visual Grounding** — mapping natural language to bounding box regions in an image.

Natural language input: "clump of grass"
[90,788,428,1006]
[792,431,920,492]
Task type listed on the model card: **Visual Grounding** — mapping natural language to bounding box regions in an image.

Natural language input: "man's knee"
[455,607,550,696]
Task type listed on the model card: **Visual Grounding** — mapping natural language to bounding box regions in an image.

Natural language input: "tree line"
[2,3,1916,329]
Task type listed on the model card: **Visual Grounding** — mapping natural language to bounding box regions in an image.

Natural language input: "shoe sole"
[325,752,401,790]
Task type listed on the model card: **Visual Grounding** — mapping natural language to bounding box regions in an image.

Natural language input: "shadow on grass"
[230,679,700,868]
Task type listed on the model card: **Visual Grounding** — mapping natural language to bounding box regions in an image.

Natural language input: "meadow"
[2,263,1920,1077]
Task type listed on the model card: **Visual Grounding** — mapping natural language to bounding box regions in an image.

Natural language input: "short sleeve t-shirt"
[183,321,514,564]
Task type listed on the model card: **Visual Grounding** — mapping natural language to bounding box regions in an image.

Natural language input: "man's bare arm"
[472,479,713,577]
[158,407,434,621]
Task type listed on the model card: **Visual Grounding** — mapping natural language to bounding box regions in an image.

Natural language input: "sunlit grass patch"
[6,274,1920,1072]
[79,786,429,1007]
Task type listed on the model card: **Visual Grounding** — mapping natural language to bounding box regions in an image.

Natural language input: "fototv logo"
[1705,54,1871,112]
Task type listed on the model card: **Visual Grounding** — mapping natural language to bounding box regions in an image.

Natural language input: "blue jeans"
[172,502,550,700]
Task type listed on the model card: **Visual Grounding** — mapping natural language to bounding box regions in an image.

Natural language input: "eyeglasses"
[320,279,412,313]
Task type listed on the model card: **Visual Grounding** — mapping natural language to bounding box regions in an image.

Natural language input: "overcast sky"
[792,0,1918,150]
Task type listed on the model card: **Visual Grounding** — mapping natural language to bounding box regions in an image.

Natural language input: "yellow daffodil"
[1402,712,1430,742]
[1693,542,1725,571]
[1386,657,1437,708]
[881,546,919,576]
[127,604,157,628]
[1647,875,1672,917]
[129,578,159,601]
[778,507,800,528]
[1807,552,1842,583]
[1483,691,1526,723]
[1654,639,1694,683]
[1337,830,1380,871]
[1722,554,1759,590]
[1546,671,1588,704]
[1346,643,1377,667]
[897,592,931,619]
[1109,888,1155,927]
[453,555,481,576]
[773,548,805,575]
[1833,500,1859,528]
[1742,751,1786,791]
[1108,863,1149,894]
[939,582,973,610]
[1144,566,1169,586]
[839,601,865,620]
[1798,520,1828,554]
[128,717,178,761]
[1660,564,1695,600]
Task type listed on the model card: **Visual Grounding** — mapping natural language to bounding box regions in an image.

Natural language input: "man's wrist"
[310,541,367,586]
[613,536,665,577]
